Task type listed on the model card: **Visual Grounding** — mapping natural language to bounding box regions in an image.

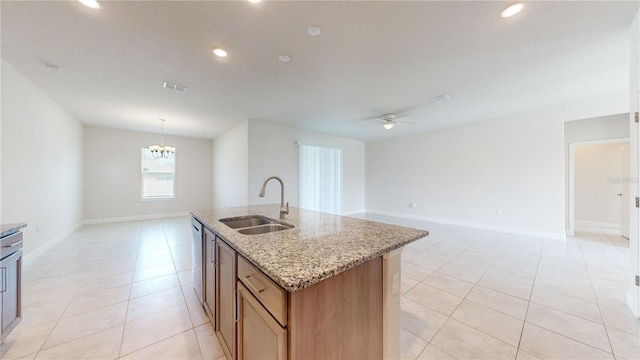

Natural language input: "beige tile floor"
[1,217,226,360]
[1,214,639,359]
[354,213,639,360]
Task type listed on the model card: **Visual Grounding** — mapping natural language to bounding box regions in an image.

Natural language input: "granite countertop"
[191,205,428,292]
[0,223,27,238]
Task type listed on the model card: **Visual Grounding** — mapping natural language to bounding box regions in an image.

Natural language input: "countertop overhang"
[0,223,27,238]
[191,205,428,292]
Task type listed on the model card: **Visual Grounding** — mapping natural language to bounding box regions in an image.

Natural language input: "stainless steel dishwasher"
[1,230,23,340]
[191,217,204,305]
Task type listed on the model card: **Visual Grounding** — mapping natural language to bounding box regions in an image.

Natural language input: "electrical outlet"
[496,210,502,216]
[410,202,418,208]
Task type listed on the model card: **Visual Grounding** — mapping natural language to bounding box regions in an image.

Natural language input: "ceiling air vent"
[431,94,450,103]
[162,81,188,93]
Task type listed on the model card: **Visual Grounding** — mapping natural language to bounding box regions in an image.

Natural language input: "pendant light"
[149,119,175,159]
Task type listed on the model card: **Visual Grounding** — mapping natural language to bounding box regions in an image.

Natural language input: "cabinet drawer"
[237,256,287,326]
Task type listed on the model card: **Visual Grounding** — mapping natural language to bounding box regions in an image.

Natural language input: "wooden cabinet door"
[216,239,236,360]
[237,283,287,360]
[203,228,216,324]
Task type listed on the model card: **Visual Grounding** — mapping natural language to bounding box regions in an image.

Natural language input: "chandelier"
[149,119,175,159]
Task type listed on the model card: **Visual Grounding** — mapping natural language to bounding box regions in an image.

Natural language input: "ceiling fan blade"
[394,115,412,121]
[396,120,415,125]
[358,116,384,122]
[362,122,384,127]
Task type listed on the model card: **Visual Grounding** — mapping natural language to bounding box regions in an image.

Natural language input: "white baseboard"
[23,221,83,266]
[365,209,566,241]
[24,212,191,266]
[342,209,366,216]
[83,211,191,225]
[575,220,622,235]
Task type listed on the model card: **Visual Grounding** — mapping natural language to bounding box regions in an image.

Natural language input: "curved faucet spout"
[259,176,289,219]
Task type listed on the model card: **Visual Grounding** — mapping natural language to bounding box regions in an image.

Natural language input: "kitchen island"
[191,205,427,360]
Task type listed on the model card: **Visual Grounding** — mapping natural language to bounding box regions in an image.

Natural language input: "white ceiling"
[1,1,638,141]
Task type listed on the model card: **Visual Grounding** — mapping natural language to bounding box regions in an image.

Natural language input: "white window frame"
[141,148,176,200]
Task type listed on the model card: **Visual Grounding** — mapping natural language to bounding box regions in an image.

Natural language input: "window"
[141,148,175,200]
[298,144,342,214]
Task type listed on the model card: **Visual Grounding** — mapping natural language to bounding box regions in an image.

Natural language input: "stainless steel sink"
[219,215,294,235]
[220,216,274,229]
[237,224,292,235]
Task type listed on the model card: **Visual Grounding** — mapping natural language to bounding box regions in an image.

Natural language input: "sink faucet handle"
[279,202,289,220]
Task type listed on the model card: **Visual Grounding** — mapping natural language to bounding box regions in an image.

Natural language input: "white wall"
[212,120,248,208]
[247,120,366,215]
[1,59,84,257]
[84,125,213,221]
[574,142,626,229]
[366,116,565,239]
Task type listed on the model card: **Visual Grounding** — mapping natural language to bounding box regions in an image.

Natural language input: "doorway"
[568,138,630,237]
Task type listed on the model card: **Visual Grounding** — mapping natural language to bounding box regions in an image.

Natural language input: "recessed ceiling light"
[78,0,102,9]
[501,2,524,18]
[248,0,262,3]
[278,54,290,62]
[211,47,228,58]
[308,26,321,36]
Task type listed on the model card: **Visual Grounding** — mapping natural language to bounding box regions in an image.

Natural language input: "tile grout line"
[117,220,142,359]
[411,235,516,359]
[29,230,106,358]
[515,236,543,359]
[520,233,617,357]
[162,219,209,359]
[575,228,617,357]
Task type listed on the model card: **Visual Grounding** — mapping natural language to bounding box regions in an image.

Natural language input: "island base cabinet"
[237,283,287,360]
[288,257,383,359]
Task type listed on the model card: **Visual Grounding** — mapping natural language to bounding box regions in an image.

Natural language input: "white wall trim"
[365,209,566,241]
[83,211,191,225]
[23,222,83,266]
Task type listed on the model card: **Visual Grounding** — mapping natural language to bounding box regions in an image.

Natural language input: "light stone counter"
[0,223,27,238]
[191,204,428,292]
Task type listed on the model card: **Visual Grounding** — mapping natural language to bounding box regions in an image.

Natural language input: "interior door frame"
[628,90,640,319]
[567,138,630,236]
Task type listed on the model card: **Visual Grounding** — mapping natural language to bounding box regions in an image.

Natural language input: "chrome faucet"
[259,176,289,220]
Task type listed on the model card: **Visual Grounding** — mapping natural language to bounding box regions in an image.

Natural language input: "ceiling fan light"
[383,123,394,130]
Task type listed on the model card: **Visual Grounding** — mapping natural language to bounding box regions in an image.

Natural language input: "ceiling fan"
[369,113,414,130]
